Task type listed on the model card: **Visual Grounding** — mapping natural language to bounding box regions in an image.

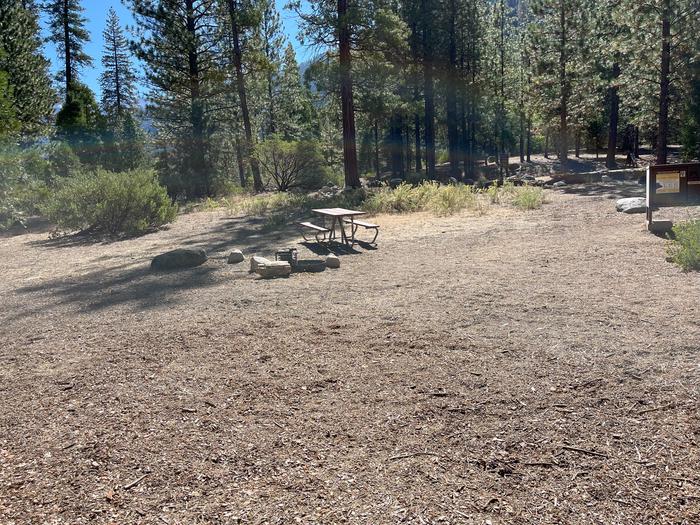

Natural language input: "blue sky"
[39,1,312,99]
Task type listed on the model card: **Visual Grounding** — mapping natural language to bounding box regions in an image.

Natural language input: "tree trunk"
[62,0,71,96]
[446,0,460,180]
[606,62,620,169]
[338,0,361,188]
[575,130,580,157]
[186,0,209,196]
[545,131,549,158]
[421,0,436,180]
[634,126,640,157]
[374,119,380,178]
[414,112,422,172]
[657,0,670,165]
[226,0,263,191]
[558,0,568,167]
[389,112,404,178]
[235,136,247,187]
[526,114,532,162]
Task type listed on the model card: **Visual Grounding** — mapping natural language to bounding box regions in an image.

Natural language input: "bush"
[0,144,52,229]
[254,137,332,191]
[666,220,700,271]
[511,186,545,210]
[363,182,483,216]
[43,168,177,235]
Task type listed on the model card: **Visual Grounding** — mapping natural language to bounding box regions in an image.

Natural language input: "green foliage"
[0,1,55,136]
[254,137,331,191]
[0,67,19,138]
[46,141,82,180]
[363,182,483,216]
[511,186,545,210]
[0,144,51,229]
[56,82,103,164]
[45,0,92,87]
[100,8,136,118]
[666,220,700,271]
[43,168,177,236]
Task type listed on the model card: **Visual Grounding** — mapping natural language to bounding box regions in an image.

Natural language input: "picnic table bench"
[343,218,379,245]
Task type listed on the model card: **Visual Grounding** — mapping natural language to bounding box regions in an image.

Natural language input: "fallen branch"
[561,446,608,458]
[638,403,677,415]
[123,474,149,490]
[389,452,440,461]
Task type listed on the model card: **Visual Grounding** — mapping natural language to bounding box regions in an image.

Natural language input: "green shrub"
[511,186,545,210]
[0,144,52,229]
[667,220,700,271]
[43,168,177,235]
[362,182,482,216]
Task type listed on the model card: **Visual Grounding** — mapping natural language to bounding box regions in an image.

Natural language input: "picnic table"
[311,207,366,245]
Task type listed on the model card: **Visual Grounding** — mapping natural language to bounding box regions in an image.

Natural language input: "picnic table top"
[312,207,366,217]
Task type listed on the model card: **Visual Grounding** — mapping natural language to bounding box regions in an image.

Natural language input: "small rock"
[552,181,567,188]
[389,178,404,189]
[151,248,207,271]
[292,259,326,273]
[227,249,245,264]
[616,197,646,214]
[601,174,612,183]
[325,255,340,269]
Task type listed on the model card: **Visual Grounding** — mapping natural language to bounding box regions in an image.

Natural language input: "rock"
[616,197,647,214]
[254,260,291,279]
[601,174,612,183]
[227,249,245,264]
[389,178,404,189]
[250,255,271,272]
[151,248,207,271]
[463,178,475,186]
[325,255,340,269]
[448,177,459,185]
[552,181,567,188]
[292,259,326,273]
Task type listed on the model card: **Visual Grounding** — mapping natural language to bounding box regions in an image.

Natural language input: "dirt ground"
[1,182,699,525]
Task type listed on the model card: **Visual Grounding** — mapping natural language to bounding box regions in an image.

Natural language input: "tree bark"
[338,0,361,188]
[235,136,247,187]
[558,0,568,167]
[226,0,263,191]
[421,0,436,180]
[374,119,380,178]
[186,0,209,196]
[526,114,532,162]
[446,0,460,180]
[606,62,620,169]
[656,0,671,165]
[62,0,71,96]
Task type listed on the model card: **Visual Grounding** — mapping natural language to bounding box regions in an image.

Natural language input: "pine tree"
[45,0,93,97]
[277,43,315,140]
[258,0,285,137]
[0,0,55,136]
[223,0,264,192]
[100,7,136,119]
[130,0,222,197]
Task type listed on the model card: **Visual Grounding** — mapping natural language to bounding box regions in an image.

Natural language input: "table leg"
[338,216,348,244]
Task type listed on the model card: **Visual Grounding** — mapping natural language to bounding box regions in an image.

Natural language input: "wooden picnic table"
[312,207,366,245]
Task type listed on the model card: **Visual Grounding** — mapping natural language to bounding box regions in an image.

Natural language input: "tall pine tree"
[45,0,92,96]
[100,7,136,119]
[0,1,55,136]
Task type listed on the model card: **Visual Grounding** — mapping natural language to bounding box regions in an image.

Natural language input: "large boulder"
[254,260,291,279]
[616,197,646,214]
[151,248,207,271]
[227,249,245,264]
